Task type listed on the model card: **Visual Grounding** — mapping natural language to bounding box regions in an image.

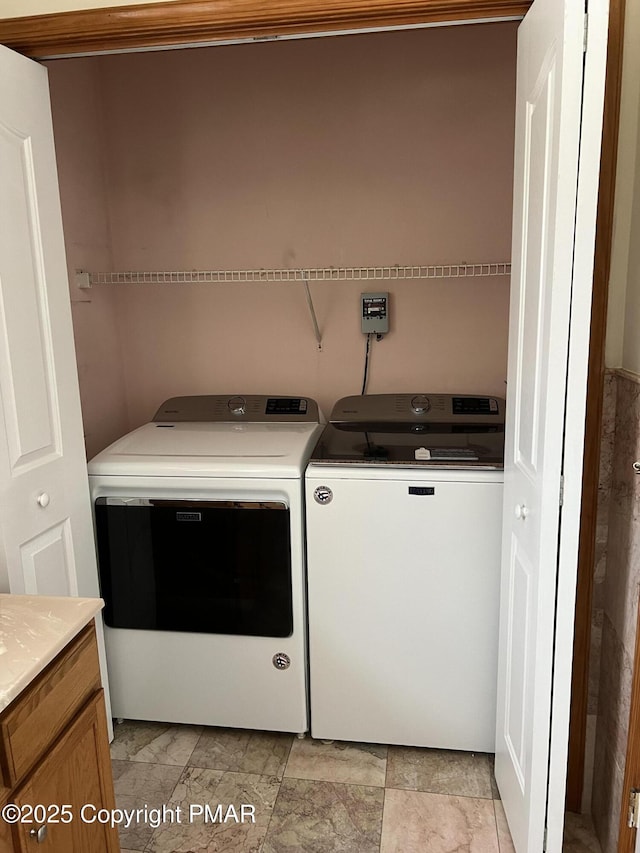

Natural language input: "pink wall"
[46,59,129,459]
[48,22,517,437]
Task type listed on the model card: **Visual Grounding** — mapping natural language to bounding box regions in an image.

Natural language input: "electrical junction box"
[361,292,389,335]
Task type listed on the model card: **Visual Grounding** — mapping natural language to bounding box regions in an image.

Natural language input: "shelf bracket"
[75,270,91,289]
[302,273,322,350]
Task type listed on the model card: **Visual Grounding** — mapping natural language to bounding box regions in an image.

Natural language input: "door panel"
[0,44,98,601]
[516,64,554,479]
[0,121,62,472]
[496,0,580,842]
[495,0,608,849]
[505,536,531,785]
[20,520,75,596]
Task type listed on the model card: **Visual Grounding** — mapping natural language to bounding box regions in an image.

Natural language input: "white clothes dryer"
[89,395,323,734]
[305,393,505,751]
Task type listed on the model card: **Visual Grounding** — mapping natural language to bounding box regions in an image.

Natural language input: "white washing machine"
[305,393,504,752]
[88,395,323,734]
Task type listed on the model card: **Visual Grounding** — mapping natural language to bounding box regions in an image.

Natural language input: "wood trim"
[619,596,640,852]
[0,0,531,59]
[565,0,626,815]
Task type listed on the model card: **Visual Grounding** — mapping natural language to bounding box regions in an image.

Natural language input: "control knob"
[411,395,431,414]
[228,396,246,415]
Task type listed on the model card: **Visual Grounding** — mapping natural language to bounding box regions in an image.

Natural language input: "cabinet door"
[13,691,118,853]
[0,811,15,853]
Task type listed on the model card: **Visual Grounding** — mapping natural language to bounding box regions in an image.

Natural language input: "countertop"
[0,593,103,713]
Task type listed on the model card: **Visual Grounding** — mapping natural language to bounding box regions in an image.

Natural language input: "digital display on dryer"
[265,398,308,414]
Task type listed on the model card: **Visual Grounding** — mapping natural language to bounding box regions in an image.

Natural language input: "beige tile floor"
[110,721,601,852]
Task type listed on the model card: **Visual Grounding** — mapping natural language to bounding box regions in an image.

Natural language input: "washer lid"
[309,394,505,469]
[88,421,324,478]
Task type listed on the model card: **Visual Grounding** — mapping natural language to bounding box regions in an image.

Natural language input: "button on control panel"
[411,395,431,414]
[228,395,247,415]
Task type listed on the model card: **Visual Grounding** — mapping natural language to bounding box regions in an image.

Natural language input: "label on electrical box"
[361,292,389,334]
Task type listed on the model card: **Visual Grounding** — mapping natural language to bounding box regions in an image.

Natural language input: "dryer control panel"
[153,395,321,423]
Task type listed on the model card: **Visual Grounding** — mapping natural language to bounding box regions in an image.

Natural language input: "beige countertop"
[0,593,103,713]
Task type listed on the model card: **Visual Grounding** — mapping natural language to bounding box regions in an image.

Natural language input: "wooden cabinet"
[0,624,119,853]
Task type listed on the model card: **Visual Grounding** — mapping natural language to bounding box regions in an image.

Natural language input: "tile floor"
[110,721,601,852]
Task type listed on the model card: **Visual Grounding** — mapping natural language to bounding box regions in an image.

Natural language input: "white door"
[494,0,608,850]
[0,44,99,601]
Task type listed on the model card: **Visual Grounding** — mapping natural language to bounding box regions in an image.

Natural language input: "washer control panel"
[330,394,504,424]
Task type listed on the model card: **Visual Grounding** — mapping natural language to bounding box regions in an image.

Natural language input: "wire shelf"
[85,262,511,285]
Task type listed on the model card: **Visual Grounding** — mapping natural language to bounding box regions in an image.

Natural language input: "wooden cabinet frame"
[0,0,624,824]
[0,0,531,58]
[0,624,118,853]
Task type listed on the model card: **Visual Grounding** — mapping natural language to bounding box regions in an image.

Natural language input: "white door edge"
[545,1,609,849]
